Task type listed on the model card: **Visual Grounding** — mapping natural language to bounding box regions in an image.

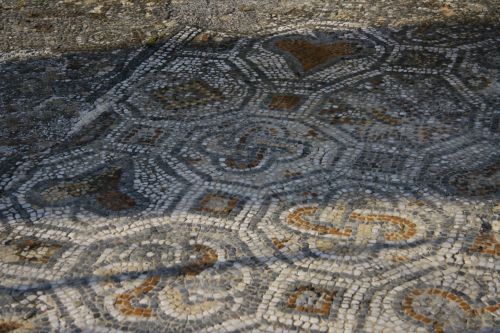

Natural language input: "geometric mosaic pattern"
[1,21,499,332]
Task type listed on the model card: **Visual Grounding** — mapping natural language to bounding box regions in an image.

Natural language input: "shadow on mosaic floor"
[0,18,499,333]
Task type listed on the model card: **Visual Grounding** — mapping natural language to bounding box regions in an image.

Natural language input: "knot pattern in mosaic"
[0,21,499,332]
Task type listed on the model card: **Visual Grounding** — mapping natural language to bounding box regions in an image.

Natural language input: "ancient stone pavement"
[0,20,499,332]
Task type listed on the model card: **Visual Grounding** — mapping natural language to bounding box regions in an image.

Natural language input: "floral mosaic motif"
[153,79,224,111]
[275,38,364,73]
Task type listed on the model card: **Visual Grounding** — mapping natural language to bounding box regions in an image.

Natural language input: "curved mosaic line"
[365,266,500,332]
[1,20,499,333]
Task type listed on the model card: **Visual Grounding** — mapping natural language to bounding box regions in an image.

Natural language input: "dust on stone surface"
[1,0,500,58]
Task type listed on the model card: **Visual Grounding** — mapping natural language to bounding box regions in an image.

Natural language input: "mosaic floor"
[1,21,499,332]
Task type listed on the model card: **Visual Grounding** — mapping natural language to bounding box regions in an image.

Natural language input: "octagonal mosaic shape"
[124,56,251,121]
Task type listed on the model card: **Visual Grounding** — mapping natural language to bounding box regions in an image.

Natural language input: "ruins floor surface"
[0,8,499,333]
